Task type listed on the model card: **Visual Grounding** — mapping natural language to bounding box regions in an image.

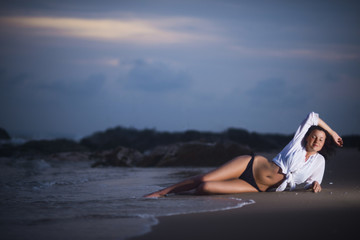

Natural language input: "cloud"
[41,73,106,97]
[0,71,32,95]
[323,73,340,83]
[231,45,360,61]
[246,78,305,108]
[125,59,191,92]
[0,67,106,95]
[75,58,120,67]
[0,16,219,45]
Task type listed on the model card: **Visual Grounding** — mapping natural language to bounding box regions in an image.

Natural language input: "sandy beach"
[131,148,360,240]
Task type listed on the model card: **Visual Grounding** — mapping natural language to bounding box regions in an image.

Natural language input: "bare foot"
[143,191,165,198]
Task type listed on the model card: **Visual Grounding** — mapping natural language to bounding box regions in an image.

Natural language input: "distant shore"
[1,126,359,168]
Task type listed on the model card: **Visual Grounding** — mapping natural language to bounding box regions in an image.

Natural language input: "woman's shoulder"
[313,153,326,166]
[316,153,325,160]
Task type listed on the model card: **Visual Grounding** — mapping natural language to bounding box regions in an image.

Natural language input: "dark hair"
[302,125,336,160]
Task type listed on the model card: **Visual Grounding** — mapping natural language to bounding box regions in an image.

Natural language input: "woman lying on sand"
[144,112,343,197]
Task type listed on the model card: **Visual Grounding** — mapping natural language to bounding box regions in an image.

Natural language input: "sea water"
[0,157,255,240]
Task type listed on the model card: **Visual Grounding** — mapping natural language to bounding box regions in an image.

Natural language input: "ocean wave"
[159,197,255,217]
[1,163,257,240]
[4,158,51,171]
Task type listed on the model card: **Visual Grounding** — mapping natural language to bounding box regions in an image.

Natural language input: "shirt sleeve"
[304,155,325,189]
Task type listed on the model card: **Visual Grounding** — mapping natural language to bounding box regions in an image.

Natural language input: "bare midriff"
[253,155,285,192]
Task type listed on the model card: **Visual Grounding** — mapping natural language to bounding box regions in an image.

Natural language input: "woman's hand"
[331,131,343,147]
[311,181,322,193]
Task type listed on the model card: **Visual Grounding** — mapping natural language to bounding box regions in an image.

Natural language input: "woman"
[144,112,343,198]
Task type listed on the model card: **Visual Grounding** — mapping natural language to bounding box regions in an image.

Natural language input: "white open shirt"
[272,112,325,192]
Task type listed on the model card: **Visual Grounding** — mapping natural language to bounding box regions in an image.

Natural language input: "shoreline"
[132,188,360,240]
[131,148,360,240]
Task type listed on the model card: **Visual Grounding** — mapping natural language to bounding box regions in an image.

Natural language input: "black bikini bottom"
[239,153,262,192]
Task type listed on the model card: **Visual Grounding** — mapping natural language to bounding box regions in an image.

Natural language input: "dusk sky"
[0,0,359,139]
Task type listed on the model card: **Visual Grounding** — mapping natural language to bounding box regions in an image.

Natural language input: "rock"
[139,145,179,167]
[138,141,252,167]
[0,128,11,140]
[91,146,143,167]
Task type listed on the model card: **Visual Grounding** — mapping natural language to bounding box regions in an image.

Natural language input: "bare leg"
[144,155,254,198]
[143,175,204,198]
[196,179,259,195]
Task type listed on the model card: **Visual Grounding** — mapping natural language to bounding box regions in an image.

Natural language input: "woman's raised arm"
[318,118,343,147]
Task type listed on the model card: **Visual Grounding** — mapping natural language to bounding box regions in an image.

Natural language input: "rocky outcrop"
[138,141,252,167]
[79,126,294,152]
[90,146,143,167]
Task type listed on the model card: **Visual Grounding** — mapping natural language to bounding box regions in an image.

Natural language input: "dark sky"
[0,0,359,139]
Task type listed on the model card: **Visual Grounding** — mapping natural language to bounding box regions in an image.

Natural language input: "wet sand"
[131,148,360,240]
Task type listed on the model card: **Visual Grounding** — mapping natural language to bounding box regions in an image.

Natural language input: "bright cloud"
[0,16,218,45]
[75,58,120,67]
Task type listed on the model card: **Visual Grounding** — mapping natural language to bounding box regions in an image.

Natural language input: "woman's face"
[305,129,326,153]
